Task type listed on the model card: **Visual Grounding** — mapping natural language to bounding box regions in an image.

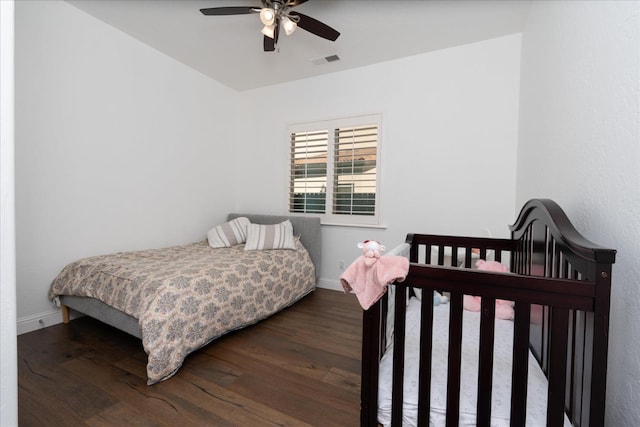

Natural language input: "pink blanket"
[340,255,409,310]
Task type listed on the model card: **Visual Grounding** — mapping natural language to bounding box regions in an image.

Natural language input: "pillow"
[244,220,297,251]
[207,217,250,248]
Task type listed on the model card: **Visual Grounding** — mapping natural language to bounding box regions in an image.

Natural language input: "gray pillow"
[244,220,296,250]
[207,217,250,248]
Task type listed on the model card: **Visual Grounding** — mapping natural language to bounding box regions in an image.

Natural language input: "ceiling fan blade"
[264,35,275,51]
[286,0,309,6]
[200,6,256,16]
[264,20,280,52]
[289,12,340,41]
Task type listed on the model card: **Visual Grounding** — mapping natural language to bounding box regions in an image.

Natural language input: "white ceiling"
[66,0,531,92]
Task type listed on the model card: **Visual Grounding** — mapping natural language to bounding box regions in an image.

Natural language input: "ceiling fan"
[200,0,340,52]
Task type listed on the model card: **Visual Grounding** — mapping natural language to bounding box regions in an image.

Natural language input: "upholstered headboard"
[227,213,322,282]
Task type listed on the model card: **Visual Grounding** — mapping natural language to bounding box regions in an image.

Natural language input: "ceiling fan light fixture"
[282,16,297,36]
[261,24,275,39]
[259,8,275,26]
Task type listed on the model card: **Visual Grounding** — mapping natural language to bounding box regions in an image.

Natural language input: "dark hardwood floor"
[18,288,363,426]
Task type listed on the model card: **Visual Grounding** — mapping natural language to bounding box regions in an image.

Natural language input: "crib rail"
[399,272,592,425]
[362,266,603,427]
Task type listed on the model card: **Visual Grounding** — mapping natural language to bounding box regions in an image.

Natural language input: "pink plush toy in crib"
[463,259,515,320]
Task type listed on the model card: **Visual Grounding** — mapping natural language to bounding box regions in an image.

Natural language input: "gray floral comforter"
[48,239,316,384]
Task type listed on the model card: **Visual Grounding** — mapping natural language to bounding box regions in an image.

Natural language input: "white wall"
[517,1,640,425]
[13,4,523,324]
[1,1,18,425]
[15,0,241,332]
[237,34,522,287]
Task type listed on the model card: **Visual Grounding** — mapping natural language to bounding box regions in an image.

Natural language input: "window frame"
[287,113,382,226]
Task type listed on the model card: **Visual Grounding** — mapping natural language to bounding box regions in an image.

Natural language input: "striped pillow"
[244,220,297,251]
[207,217,250,248]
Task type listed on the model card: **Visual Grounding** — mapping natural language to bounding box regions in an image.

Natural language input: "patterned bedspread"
[48,239,316,384]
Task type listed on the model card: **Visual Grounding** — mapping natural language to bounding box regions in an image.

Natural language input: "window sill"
[321,222,387,229]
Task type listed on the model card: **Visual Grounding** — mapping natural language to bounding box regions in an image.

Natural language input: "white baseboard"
[17,308,80,335]
[316,278,343,292]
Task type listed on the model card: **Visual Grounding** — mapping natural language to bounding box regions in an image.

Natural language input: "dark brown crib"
[361,199,616,427]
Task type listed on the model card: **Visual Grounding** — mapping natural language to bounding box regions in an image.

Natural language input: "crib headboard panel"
[509,199,616,426]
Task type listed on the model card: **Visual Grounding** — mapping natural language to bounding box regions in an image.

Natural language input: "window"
[289,114,381,225]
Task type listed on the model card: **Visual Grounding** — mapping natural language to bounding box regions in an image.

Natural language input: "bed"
[49,213,321,385]
[360,199,616,427]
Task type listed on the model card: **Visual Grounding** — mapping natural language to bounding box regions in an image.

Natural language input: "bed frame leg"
[61,304,70,324]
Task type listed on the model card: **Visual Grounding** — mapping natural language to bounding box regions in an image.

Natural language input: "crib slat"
[571,310,586,426]
[391,284,408,426]
[417,295,434,427]
[438,245,445,265]
[446,292,464,427]
[547,307,570,427]
[565,309,574,418]
[511,301,531,425]
[360,298,381,426]
[477,298,496,426]
[464,249,473,268]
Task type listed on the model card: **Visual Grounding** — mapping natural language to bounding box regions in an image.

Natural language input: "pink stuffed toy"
[358,240,385,258]
[463,260,515,320]
[357,240,386,266]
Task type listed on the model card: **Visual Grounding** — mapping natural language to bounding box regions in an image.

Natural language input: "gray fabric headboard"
[227,213,322,282]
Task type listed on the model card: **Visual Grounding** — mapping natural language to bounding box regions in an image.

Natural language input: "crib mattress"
[377,299,570,427]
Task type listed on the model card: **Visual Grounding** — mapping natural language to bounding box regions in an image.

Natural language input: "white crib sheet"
[377,299,570,427]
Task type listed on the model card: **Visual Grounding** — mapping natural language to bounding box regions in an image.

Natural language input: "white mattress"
[377,299,570,427]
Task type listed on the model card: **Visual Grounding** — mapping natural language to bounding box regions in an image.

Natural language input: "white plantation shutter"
[289,129,328,214]
[288,114,381,225]
[333,125,378,216]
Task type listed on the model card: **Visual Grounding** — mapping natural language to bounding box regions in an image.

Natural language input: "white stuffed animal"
[358,240,386,259]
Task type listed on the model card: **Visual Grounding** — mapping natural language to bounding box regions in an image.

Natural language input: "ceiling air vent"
[311,55,341,65]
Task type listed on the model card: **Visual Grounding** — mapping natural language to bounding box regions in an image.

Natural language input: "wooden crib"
[360,199,616,427]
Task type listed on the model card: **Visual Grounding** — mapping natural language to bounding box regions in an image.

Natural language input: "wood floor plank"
[18,289,364,426]
[19,352,120,421]
[86,402,168,427]
[178,370,315,426]
[100,351,314,426]
[207,325,360,383]
[207,339,359,406]
[228,371,358,426]
[261,313,362,352]
[204,339,361,423]
[322,367,361,395]
[18,384,89,427]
